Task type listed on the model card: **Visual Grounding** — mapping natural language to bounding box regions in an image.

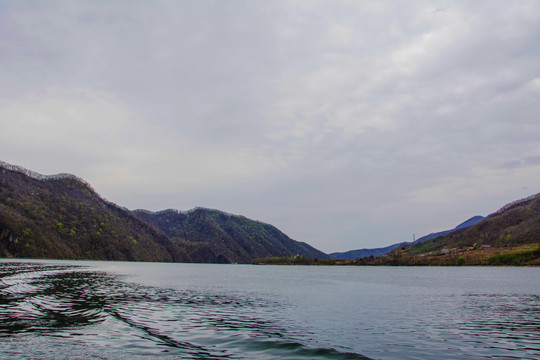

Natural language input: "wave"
[0,261,371,359]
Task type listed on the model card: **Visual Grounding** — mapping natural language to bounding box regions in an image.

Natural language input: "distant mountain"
[411,216,486,244]
[410,193,540,255]
[330,215,485,260]
[453,215,486,230]
[329,243,406,260]
[133,208,329,264]
[0,161,327,263]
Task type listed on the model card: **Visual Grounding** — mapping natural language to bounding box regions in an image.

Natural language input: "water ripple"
[2,262,540,359]
[0,262,372,359]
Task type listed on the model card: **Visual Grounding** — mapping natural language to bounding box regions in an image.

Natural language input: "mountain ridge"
[409,193,540,255]
[0,165,185,262]
[330,215,485,260]
[0,161,327,263]
[133,208,328,264]
[355,194,540,266]
[3,160,538,265]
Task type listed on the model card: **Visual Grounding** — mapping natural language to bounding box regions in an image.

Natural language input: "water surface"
[1,260,539,359]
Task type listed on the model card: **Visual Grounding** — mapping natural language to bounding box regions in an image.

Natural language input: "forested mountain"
[133,208,329,264]
[0,163,188,261]
[0,161,327,263]
[3,160,537,266]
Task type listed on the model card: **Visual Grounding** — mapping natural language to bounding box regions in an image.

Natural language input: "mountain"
[0,161,327,263]
[330,215,485,260]
[409,193,540,256]
[411,215,486,244]
[453,215,486,231]
[329,243,405,260]
[335,195,539,266]
[133,208,329,264]
[0,161,189,262]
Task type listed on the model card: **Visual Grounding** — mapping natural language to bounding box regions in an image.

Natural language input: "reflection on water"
[1,261,539,360]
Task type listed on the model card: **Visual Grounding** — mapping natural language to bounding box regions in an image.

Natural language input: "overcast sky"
[1,1,539,253]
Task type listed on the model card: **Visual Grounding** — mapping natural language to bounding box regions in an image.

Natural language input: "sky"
[1,0,539,253]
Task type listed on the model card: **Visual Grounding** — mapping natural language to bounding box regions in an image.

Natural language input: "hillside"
[410,194,540,255]
[330,216,485,260]
[278,197,539,266]
[0,161,327,263]
[329,242,405,260]
[362,194,540,266]
[0,162,191,262]
[133,208,329,264]
[411,215,486,244]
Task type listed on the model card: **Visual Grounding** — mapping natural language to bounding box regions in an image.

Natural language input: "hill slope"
[330,216,485,260]
[0,162,190,262]
[333,196,539,266]
[329,243,405,260]
[410,194,540,256]
[133,208,329,264]
[0,161,328,263]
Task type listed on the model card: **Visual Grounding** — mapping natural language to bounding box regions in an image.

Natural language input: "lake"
[0,260,539,359]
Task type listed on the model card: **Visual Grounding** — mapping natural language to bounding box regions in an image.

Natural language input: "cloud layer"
[1,0,539,252]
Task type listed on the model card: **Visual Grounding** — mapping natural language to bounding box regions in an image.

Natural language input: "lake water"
[0,260,539,359]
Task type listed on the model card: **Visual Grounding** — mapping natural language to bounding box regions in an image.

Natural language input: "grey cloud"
[500,156,540,169]
[525,156,540,166]
[499,160,526,169]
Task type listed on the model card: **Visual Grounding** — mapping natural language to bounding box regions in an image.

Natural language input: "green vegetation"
[393,196,540,266]
[2,162,540,266]
[134,208,328,264]
[255,243,540,267]
[1,165,327,264]
[253,256,341,265]
[487,246,540,266]
[0,167,187,262]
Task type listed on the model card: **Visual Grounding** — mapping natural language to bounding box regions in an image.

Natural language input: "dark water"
[1,260,539,359]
